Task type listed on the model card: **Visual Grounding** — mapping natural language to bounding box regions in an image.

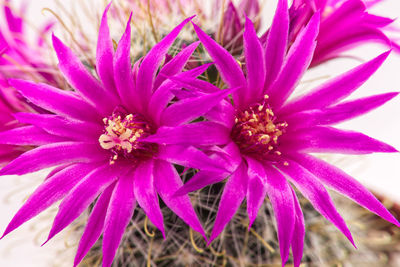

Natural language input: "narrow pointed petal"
[73,183,115,267]
[14,113,102,142]
[136,16,194,107]
[161,88,236,126]
[103,176,135,267]
[263,0,289,90]
[263,165,295,264]
[209,162,248,244]
[52,34,118,115]
[96,3,116,93]
[154,160,205,238]
[278,160,355,246]
[317,92,398,125]
[245,157,267,228]
[267,13,320,108]
[2,163,95,239]
[280,51,390,115]
[283,92,399,130]
[133,160,164,237]
[0,126,66,146]
[290,187,305,267]
[157,145,228,172]
[289,153,400,227]
[192,22,247,107]
[0,142,107,176]
[144,121,230,146]
[114,14,138,110]
[243,17,265,104]
[280,126,398,154]
[9,79,100,121]
[154,41,200,89]
[44,164,121,243]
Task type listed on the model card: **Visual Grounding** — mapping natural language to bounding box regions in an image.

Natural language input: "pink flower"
[165,1,400,266]
[0,6,234,267]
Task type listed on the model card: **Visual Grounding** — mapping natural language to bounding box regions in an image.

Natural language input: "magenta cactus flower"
[162,0,400,266]
[0,6,238,267]
[287,0,400,66]
[0,0,57,85]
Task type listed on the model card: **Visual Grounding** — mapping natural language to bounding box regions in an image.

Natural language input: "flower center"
[231,95,287,158]
[99,110,156,164]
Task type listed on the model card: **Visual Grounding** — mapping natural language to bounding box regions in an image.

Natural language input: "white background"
[0,0,400,266]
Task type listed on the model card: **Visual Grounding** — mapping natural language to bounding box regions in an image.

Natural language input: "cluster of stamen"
[99,112,155,164]
[231,95,288,159]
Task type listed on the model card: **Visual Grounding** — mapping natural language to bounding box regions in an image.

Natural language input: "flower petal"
[96,3,116,93]
[0,125,66,145]
[1,163,95,239]
[278,159,355,246]
[290,187,305,267]
[263,0,289,90]
[73,183,115,267]
[316,92,398,125]
[114,13,138,111]
[43,164,121,244]
[52,34,118,115]
[133,160,165,237]
[279,51,390,115]
[208,162,248,244]
[243,17,266,104]
[14,113,102,142]
[263,165,295,264]
[103,175,136,267]
[0,142,107,175]
[9,79,100,121]
[280,126,398,154]
[289,153,400,227]
[283,92,399,130]
[267,13,320,108]
[245,156,267,228]
[154,160,206,238]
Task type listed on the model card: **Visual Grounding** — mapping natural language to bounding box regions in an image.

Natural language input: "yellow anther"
[283,161,289,166]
